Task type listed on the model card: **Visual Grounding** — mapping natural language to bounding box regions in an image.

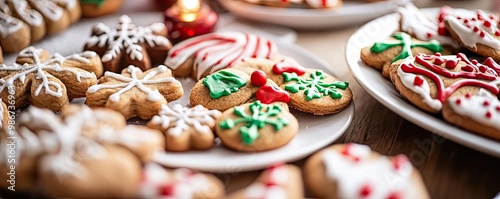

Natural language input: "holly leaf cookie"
[164,31,279,80]
[147,104,222,152]
[86,65,183,119]
[444,9,500,61]
[361,32,445,78]
[138,163,225,199]
[390,53,500,113]
[304,143,430,199]
[84,15,172,72]
[215,101,298,152]
[226,164,304,199]
[0,46,102,112]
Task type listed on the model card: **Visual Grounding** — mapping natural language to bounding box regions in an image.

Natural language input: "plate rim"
[345,8,500,157]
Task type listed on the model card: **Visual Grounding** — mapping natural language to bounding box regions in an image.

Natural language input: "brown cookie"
[0,46,101,112]
[215,101,298,152]
[6,0,46,43]
[226,164,303,199]
[389,53,500,114]
[147,104,222,152]
[80,0,123,18]
[138,163,225,199]
[304,143,430,199]
[0,10,31,53]
[84,15,172,73]
[360,32,446,78]
[444,9,500,61]
[86,65,183,119]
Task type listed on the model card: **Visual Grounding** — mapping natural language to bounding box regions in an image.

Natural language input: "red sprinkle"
[484,100,490,106]
[484,20,492,27]
[496,31,500,36]
[160,184,174,196]
[473,26,479,32]
[250,70,268,87]
[392,154,409,170]
[413,76,424,86]
[359,184,372,198]
[455,99,462,105]
[434,57,444,65]
[480,31,486,38]
[465,93,471,98]
[426,32,433,38]
[486,111,492,118]
[464,19,469,23]
[387,192,402,199]
[479,66,488,73]
[445,60,458,69]
[496,106,500,111]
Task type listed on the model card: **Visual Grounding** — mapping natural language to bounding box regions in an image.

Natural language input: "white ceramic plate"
[219,0,410,29]
[345,8,500,157]
[4,12,354,172]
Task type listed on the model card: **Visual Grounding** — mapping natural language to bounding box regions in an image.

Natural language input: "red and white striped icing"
[164,32,278,80]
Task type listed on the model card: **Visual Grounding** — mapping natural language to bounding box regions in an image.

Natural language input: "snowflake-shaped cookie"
[147,104,221,151]
[86,65,183,119]
[0,46,101,112]
[85,15,172,72]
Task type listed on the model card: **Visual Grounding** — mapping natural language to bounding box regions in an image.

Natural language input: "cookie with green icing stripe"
[361,32,450,78]
[215,101,298,152]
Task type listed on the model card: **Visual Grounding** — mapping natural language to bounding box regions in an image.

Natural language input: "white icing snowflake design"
[85,15,171,62]
[0,47,97,98]
[87,65,179,102]
[150,104,222,137]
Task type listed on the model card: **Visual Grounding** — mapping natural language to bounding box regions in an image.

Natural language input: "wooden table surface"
[126,1,500,198]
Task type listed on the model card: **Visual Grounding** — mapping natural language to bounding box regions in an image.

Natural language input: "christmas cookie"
[304,143,430,199]
[226,164,303,199]
[0,99,7,128]
[138,163,225,199]
[147,104,222,152]
[80,0,123,18]
[215,101,298,152]
[0,105,165,197]
[444,9,500,61]
[0,0,81,53]
[232,56,306,85]
[86,65,183,119]
[84,15,172,72]
[390,53,500,113]
[361,32,445,78]
[164,31,278,80]
[0,46,101,112]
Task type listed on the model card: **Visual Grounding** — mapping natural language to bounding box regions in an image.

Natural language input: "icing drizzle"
[150,104,222,137]
[87,65,179,102]
[165,32,278,80]
[0,47,97,98]
[370,32,443,62]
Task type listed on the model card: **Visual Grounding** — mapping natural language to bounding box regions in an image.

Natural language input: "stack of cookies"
[361,3,500,141]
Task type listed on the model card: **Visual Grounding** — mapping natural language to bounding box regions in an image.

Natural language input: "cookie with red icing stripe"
[226,164,303,199]
[304,143,430,199]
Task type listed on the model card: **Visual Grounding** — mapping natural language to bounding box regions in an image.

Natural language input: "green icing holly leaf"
[80,0,106,6]
[203,70,247,99]
[219,101,289,145]
[370,32,443,62]
[283,70,349,101]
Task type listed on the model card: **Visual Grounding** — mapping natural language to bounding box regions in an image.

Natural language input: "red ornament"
[392,154,409,171]
[256,85,291,104]
[251,70,268,87]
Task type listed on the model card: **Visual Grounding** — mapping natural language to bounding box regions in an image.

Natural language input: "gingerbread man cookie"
[0,46,101,112]
[138,163,225,199]
[147,104,222,152]
[304,143,430,199]
[215,101,298,152]
[84,15,172,72]
[361,32,445,78]
[444,9,500,61]
[226,164,303,199]
[164,31,279,80]
[86,65,183,119]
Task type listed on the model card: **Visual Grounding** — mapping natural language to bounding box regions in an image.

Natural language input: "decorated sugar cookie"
[390,53,500,113]
[361,32,445,78]
[444,9,500,61]
[84,15,172,72]
[304,143,430,199]
[138,163,225,199]
[226,164,303,199]
[147,104,222,152]
[0,46,101,112]
[86,65,183,119]
[215,101,298,152]
[164,31,278,80]
[0,105,165,197]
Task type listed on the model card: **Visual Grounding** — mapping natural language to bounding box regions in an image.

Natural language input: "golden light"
[178,0,201,13]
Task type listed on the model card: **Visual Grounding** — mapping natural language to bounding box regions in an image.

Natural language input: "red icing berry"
[473,26,479,32]
[496,106,500,112]
[426,32,433,38]
[479,65,488,73]
[486,111,492,118]
[255,85,290,104]
[392,154,409,171]
[413,76,424,86]
[445,60,458,69]
[465,93,471,98]
[159,184,175,196]
[480,31,486,38]
[251,70,267,87]
[359,184,372,198]
[483,100,490,106]
[455,99,462,105]
[484,20,492,27]
[434,57,444,65]
[387,191,402,199]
